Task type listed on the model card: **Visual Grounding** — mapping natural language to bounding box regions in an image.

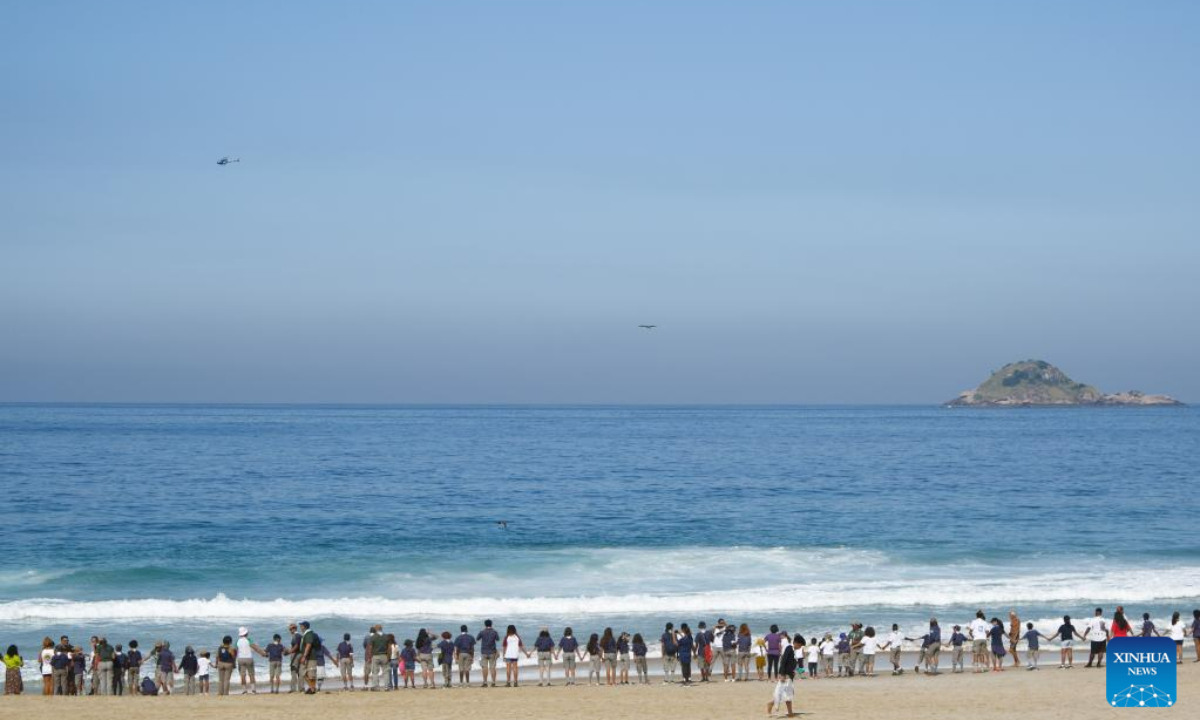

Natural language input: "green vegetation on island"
[947,360,1183,406]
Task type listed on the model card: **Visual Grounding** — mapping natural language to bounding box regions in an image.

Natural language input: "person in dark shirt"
[400,641,417,688]
[631,633,649,684]
[454,625,475,686]
[156,641,177,695]
[437,632,455,688]
[476,620,500,688]
[336,633,355,692]
[125,641,142,696]
[559,628,581,686]
[180,646,200,695]
[767,636,801,717]
[660,623,678,683]
[1055,615,1083,668]
[533,629,555,686]
[677,624,695,685]
[265,635,287,693]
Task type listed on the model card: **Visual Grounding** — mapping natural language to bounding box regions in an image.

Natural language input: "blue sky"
[3,1,1197,402]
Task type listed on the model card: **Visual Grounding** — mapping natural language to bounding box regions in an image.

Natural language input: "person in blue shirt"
[533,629,555,687]
[988,618,1007,672]
[476,620,500,688]
[1023,622,1051,671]
[558,628,582,686]
[660,623,678,683]
[454,626,475,686]
[677,624,695,685]
[437,632,455,688]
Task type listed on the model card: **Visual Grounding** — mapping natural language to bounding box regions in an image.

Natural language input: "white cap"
[238,626,249,637]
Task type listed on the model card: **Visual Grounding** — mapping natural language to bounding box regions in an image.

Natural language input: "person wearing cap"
[235,626,260,694]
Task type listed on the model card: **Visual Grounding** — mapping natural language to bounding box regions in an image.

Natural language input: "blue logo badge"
[1106,637,1177,708]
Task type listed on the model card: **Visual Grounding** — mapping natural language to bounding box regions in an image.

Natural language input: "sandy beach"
[5,661,1196,720]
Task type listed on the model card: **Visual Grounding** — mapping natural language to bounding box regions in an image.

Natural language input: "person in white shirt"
[1167,611,1186,664]
[39,638,54,695]
[1082,608,1109,669]
[197,651,211,695]
[969,611,991,673]
[860,628,880,676]
[502,625,528,688]
[882,624,906,675]
[805,641,820,679]
[235,627,259,694]
[818,634,836,678]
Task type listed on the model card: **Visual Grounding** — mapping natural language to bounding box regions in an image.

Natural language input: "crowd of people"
[3,606,1198,707]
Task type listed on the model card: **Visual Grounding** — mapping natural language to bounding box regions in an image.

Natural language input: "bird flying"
[638,325,657,330]
[216,156,241,165]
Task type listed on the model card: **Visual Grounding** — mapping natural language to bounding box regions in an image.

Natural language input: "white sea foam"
[3,566,1197,624]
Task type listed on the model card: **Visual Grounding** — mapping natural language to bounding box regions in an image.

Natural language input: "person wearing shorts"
[559,628,580,686]
[1083,608,1109,668]
[969,612,990,673]
[477,620,500,688]
[265,635,285,693]
[660,624,678,683]
[533,629,555,686]
[235,627,258,694]
[454,626,475,686]
[617,632,632,685]
[694,622,712,681]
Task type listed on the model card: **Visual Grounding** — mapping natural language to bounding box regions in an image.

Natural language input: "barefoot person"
[1167,612,1186,663]
[766,635,801,718]
[558,628,581,686]
[1055,615,1083,668]
[1007,611,1022,667]
[477,620,500,688]
[454,626,475,686]
[502,624,528,687]
[969,611,990,673]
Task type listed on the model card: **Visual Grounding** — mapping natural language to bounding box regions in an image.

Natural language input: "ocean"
[2,403,1197,674]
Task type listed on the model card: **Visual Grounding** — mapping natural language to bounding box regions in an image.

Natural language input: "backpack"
[141,677,158,696]
[51,652,70,670]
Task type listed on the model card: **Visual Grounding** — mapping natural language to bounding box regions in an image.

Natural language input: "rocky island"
[947,360,1184,407]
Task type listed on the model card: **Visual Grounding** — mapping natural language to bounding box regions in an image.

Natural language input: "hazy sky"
[3,1,1197,403]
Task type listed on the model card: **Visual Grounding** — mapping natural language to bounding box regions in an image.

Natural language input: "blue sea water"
[2,404,1198,665]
